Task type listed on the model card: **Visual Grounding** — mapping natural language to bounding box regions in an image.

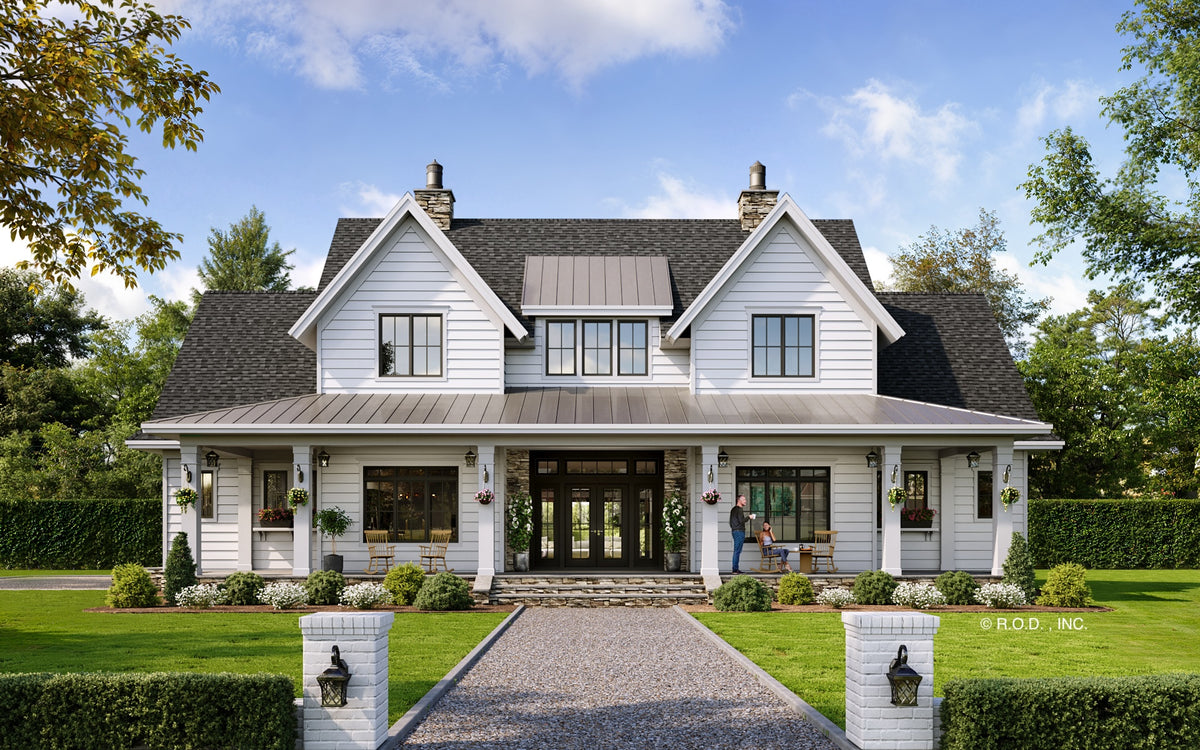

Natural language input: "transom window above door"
[751,314,814,377]
[546,319,648,377]
[379,314,442,377]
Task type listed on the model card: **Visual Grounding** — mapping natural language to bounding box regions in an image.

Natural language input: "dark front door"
[565,484,626,567]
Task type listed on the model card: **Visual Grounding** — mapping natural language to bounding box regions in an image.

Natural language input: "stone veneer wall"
[504,449,531,555]
[737,189,779,231]
[413,189,454,229]
[664,449,689,570]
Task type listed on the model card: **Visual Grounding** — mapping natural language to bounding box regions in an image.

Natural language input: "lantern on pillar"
[886,645,922,706]
[317,645,352,707]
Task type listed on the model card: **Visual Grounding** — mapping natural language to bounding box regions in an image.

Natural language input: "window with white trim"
[547,319,648,377]
[200,469,215,519]
[752,314,814,377]
[379,314,442,377]
[547,320,576,375]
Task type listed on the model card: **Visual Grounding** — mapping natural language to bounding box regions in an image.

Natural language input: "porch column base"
[702,572,722,594]
[472,572,493,597]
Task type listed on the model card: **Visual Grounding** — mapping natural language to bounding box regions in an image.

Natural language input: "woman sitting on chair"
[760,521,791,572]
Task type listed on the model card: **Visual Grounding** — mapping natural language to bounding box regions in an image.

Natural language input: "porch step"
[488,574,709,607]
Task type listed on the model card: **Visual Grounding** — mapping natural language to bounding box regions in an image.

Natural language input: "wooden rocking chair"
[419,529,454,573]
[363,530,395,574]
[811,530,838,573]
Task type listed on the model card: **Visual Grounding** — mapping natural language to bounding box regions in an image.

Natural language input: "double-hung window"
[380,314,442,377]
[582,321,612,375]
[547,319,648,377]
[617,321,648,375]
[752,314,814,377]
[547,320,577,375]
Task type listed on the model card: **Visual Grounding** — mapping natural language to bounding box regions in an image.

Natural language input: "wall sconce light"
[205,451,220,468]
[317,645,352,708]
[890,465,898,485]
[296,464,304,483]
[866,450,879,468]
[464,449,477,468]
[707,465,714,484]
[182,464,192,483]
[483,464,490,484]
[966,451,980,469]
[318,450,330,468]
[1003,464,1011,484]
[886,645,922,706]
[717,450,729,468]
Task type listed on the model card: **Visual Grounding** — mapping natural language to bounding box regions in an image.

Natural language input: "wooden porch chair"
[811,530,838,573]
[363,530,395,574]
[756,532,784,572]
[419,529,454,573]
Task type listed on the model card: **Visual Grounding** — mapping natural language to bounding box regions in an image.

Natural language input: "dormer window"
[752,314,814,377]
[546,319,648,377]
[380,314,442,377]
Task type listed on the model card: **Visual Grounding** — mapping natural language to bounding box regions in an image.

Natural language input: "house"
[132,161,1056,590]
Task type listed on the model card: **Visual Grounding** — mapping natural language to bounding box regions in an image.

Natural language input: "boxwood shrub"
[0,672,295,750]
[1029,498,1200,569]
[712,574,773,611]
[0,498,159,569]
[942,674,1200,750]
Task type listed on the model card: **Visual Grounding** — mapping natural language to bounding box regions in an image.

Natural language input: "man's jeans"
[732,529,746,572]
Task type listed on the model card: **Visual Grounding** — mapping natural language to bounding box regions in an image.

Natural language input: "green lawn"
[0,569,111,576]
[0,591,507,723]
[694,570,1200,729]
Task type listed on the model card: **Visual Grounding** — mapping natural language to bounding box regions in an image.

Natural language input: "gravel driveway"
[400,607,839,749]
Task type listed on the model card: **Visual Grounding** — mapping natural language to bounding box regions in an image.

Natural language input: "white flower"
[260,581,308,610]
[339,582,392,609]
[176,583,223,608]
[816,586,856,608]
[975,582,1027,608]
[892,582,946,609]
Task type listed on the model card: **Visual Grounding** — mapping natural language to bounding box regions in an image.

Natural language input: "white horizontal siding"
[691,224,876,394]
[505,317,689,387]
[317,222,504,394]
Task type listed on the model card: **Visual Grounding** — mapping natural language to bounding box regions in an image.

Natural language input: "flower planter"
[901,518,933,529]
[665,551,682,572]
[513,551,529,572]
[258,518,293,528]
[323,553,343,573]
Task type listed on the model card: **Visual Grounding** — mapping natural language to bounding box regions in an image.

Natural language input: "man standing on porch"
[730,494,748,573]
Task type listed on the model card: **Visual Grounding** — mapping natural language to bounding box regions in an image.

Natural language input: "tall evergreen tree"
[193,207,294,303]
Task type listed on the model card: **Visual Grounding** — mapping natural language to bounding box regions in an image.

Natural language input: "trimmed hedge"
[941,674,1200,750]
[0,498,160,569]
[0,672,295,750]
[1029,499,1200,568]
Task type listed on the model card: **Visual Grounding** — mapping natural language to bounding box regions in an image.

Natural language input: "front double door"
[566,485,626,567]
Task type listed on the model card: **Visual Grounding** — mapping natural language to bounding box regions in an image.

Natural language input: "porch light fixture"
[886,645,922,707]
[182,464,192,483]
[318,450,330,468]
[890,465,898,485]
[205,451,220,468]
[1003,464,1011,483]
[483,464,489,483]
[717,450,729,468]
[707,465,714,484]
[966,451,980,469]
[316,645,352,708]
[296,464,304,483]
[866,450,879,468]
[464,449,477,468]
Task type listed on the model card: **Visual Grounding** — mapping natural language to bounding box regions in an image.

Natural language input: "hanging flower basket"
[175,487,198,513]
[475,488,495,505]
[887,486,907,510]
[286,487,309,509]
[1000,486,1021,509]
[701,488,722,505]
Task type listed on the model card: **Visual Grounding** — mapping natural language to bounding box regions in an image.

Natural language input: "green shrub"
[162,532,197,605]
[935,570,981,606]
[0,498,159,569]
[222,571,265,606]
[106,563,159,608]
[941,674,1200,750]
[304,570,345,605]
[413,572,474,611]
[1029,498,1200,569]
[712,574,773,611]
[776,572,815,605]
[383,562,426,605]
[1036,563,1094,607]
[852,570,897,605]
[0,672,295,750]
[1003,532,1038,600]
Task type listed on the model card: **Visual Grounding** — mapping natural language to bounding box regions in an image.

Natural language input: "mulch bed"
[86,604,518,614]
[680,603,1111,613]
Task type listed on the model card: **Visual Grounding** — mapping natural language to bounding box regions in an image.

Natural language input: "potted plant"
[286,487,309,510]
[257,506,294,528]
[175,487,198,514]
[506,491,534,571]
[315,506,352,572]
[1001,486,1021,509]
[662,491,687,571]
[887,486,907,510]
[701,488,721,505]
[475,488,495,505]
[901,506,936,529]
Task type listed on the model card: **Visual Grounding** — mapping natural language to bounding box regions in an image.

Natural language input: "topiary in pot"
[383,562,427,606]
[163,532,197,605]
[777,572,815,605]
[305,570,346,606]
[1036,563,1094,607]
[935,570,980,606]
[712,574,773,611]
[106,563,160,608]
[222,571,265,605]
[853,570,898,605]
[1003,532,1038,601]
[316,506,352,572]
[413,572,474,611]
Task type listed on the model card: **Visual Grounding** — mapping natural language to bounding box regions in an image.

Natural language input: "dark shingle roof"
[876,293,1038,421]
[318,218,874,329]
[150,291,317,421]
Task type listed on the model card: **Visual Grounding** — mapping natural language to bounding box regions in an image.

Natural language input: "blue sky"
[4,0,1139,323]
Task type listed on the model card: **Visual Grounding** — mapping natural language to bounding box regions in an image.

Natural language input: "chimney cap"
[748,161,766,191]
[425,160,444,190]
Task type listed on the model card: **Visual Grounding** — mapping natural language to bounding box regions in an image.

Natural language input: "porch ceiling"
[140,388,1051,437]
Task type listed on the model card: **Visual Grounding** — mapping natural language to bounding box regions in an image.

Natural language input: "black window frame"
[736,466,830,543]
[200,469,216,520]
[977,469,993,520]
[751,314,815,378]
[617,320,648,375]
[546,320,577,375]
[262,469,288,511]
[582,320,613,375]
[379,313,443,378]
[363,466,458,543]
[546,318,649,377]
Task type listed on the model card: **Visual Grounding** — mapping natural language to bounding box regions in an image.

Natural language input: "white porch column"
[699,444,720,582]
[236,458,253,571]
[939,454,957,572]
[476,444,497,578]
[180,443,202,575]
[880,443,903,575]
[990,442,1015,576]
[293,446,313,576]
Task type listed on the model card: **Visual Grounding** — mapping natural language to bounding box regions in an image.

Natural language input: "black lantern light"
[717,449,729,468]
[866,450,879,468]
[464,449,477,468]
[317,645,352,708]
[318,450,330,468]
[966,451,980,469]
[296,463,304,483]
[886,645,922,707]
[205,451,220,468]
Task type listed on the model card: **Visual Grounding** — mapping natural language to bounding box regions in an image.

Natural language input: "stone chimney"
[737,161,779,231]
[414,159,455,230]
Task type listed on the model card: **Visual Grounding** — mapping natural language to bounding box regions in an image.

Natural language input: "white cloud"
[617,173,732,219]
[804,80,975,184]
[341,182,403,216]
[291,253,325,290]
[178,0,735,90]
[1016,79,1103,138]
[862,245,893,288]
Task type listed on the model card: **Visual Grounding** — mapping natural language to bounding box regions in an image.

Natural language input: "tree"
[1022,0,1200,324]
[193,207,294,303]
[0,0,219,291]
[0,268,105,369]
[885,208,1049,355]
